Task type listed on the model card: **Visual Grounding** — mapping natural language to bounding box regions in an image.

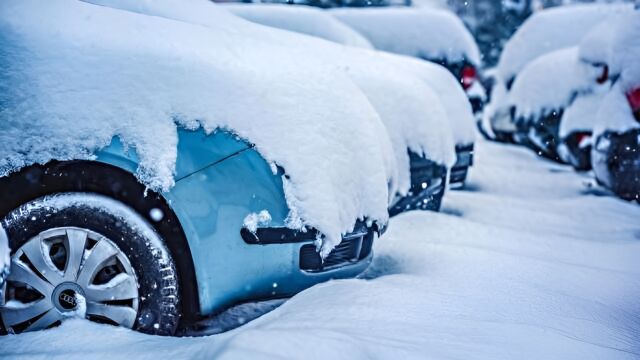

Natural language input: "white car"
[484,3,632,142]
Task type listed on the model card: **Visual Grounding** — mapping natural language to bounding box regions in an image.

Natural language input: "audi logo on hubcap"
[58,289,78,310]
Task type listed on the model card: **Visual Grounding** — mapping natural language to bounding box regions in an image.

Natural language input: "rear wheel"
[0,193,181,335]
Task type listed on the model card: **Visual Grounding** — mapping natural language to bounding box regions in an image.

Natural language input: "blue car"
[0,129,383,335]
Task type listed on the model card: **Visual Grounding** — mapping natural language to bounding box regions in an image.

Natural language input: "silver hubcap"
[0,227,139,333]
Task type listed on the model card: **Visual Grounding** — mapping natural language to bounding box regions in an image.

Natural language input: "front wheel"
[0,193,181,335]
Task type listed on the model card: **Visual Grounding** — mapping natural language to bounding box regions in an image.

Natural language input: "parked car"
[485,3,631,143]
[509,47,609,164]
[330,7,485,115]
[580,9,640,200]
[221,3,458,211]
[0,0,396,335]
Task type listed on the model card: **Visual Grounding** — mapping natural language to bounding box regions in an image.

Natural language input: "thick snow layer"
[559,91,606,138]
[330,7,481,66]
[3,140,640,359]
[87,0,458,198]
[0,0,397,255]
[497,3,632,83]
[220,4,373,49]
[580,10,640,136]
[509,47,605,121]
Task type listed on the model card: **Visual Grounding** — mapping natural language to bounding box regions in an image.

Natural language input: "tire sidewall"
[1,193,180,335]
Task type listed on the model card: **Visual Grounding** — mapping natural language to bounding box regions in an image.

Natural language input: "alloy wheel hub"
[0,227,139,333]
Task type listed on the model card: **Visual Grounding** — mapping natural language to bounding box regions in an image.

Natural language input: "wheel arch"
[0,160,201,328]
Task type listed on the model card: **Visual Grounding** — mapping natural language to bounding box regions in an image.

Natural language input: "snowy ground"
[2,139,640,359]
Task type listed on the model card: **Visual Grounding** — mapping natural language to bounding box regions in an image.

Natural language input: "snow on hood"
[220,4,374,49]
[87,1,458,198]
[376,53,476,146]
[0,0,398,256]
[509,47,606,121]
[330,7,481,67]
[497,3,632,84]
[559,92,606,138]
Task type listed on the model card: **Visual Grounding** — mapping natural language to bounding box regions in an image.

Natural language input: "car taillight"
[460,65,476,91]
[575,132,591,148]
[627,87,640,121]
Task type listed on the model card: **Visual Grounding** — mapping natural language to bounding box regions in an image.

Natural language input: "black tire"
[1,193,181,335]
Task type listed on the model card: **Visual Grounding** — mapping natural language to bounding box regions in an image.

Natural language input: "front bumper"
[526,111,563,162]
[592,129,640,201]
[450,144,474,188]
[389,153,447,216]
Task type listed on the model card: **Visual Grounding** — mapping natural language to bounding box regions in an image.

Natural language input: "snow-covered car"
[580,9,640,200]
[484,3,632,143]
[220,3,458,210]
[330,7,485,115]
[0,0,396,335]
[509,46,609,165]
[221,3,373,49]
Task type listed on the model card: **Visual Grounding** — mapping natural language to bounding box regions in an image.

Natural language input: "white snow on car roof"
[330,7,481,66]
[220,3,374,49]
[0,0,397,256]
[509,47,604,121]
[497,3,632,84]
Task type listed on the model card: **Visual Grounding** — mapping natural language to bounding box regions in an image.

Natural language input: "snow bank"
[498,3,632,83]
[509,47,605,121]
[220,4,373,49]
[0,0,397,255]
[88,1,459,198]
[331,7,481,66]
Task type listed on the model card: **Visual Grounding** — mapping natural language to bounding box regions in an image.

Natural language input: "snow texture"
[87,0,459,204]
[580,10,640,136]
[221,4,374,49]
[0,0,397,255]
[509,47,606,121]
[2,140,640,359]
[497,3,632,83]
[559,91,606,138]
[243,210,273,233]
[331,7,481,66]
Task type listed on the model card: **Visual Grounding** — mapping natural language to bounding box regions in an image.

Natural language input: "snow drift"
[330,7,481,66]
[0,0,398,255]
[221,3,373,49]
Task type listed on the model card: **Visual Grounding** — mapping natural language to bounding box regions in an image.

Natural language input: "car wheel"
[0,193,180,335]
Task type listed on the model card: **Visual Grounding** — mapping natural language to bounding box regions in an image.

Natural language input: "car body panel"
[95,128,376,315]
